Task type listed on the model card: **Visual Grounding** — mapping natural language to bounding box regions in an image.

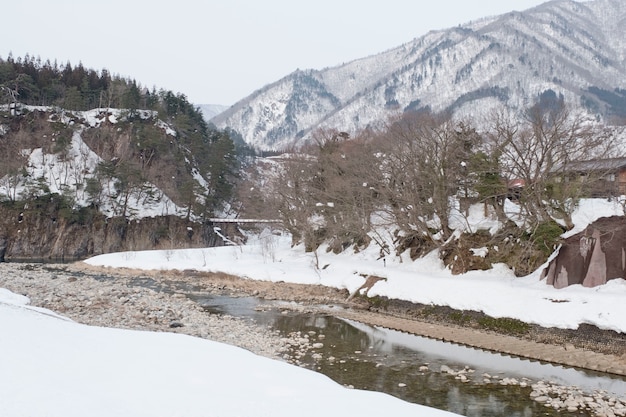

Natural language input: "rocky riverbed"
[0,262,302,360]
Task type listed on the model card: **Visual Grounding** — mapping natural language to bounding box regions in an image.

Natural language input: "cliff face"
[0,201,232,261]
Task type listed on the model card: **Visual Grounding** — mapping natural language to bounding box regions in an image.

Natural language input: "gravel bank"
[0,262,292,359]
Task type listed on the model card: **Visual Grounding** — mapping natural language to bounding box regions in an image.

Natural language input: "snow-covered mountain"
[212,0,626,151]
[198,104,229,122]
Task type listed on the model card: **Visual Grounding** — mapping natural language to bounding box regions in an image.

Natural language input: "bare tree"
[233,158,284,221]
[1,74,34,114]
[373,112,474,246]
[306,128,379,252]
[486,100,615,229]
[0,130,33,201]
[273,151,319,248]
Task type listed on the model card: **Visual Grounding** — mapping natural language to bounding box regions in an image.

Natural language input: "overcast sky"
[2,1,562,106]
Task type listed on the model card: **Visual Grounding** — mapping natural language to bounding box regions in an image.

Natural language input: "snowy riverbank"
[0,262,460,417]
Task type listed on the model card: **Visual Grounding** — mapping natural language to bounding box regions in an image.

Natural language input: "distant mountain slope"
[212,0,626,151]
[198,104,229,121]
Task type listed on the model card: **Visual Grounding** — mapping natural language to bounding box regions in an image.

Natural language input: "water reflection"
[270,312,558,417]
[346,319,626,396]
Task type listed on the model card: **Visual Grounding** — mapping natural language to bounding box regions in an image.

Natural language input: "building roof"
[561,157,626,172]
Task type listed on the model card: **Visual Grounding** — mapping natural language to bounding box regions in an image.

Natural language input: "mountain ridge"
[212,0,626,151]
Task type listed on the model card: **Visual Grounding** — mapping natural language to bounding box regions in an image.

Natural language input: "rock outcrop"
[541,216,626,288]
[0,202,237,261]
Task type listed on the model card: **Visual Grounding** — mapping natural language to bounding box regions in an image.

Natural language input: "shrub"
[531,220,565,258]
[477,316,530,335]
[150,226,170,245]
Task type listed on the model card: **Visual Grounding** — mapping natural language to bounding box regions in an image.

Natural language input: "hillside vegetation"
[0,56,248,259]
[238,98,624,276]
[0,55,246,217]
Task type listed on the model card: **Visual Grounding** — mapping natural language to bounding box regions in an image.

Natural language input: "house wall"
[619,168,626,195]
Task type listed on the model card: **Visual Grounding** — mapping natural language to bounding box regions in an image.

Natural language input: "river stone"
[440,365,454,374]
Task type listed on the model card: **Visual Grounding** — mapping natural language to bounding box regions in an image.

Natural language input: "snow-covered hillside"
[212,0,626,150]
[0,106,198,220]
